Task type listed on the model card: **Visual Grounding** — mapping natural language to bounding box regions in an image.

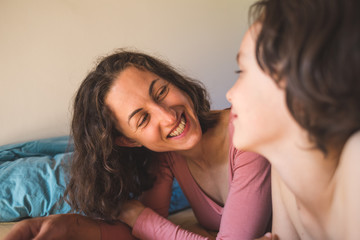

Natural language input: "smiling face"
[105,66,202,152]
[226,26,293,153]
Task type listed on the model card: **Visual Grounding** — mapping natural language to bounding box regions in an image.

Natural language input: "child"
[227,0,360,239]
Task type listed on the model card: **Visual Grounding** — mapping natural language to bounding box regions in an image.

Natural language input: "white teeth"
[169,116,186,137]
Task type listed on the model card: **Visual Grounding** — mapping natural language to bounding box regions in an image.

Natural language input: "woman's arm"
[99,155,176,240]
[130,151,271,240]
[216,151,272,239]
[4,214,102,240]
[121,155,214,240]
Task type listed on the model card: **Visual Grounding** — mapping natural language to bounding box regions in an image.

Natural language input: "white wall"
[0,0,255,145]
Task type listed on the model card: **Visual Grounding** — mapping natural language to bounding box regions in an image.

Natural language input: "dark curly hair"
[250,0,360,155]
[64,50,220,221]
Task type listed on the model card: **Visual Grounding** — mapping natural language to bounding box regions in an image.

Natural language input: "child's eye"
[235,70,243,74]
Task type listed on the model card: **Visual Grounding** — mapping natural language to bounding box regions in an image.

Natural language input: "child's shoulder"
[339,130,360,168]
[334,130,360,201]
[331,131,360,239]
[334,130,360,193]
[344,131,360,151]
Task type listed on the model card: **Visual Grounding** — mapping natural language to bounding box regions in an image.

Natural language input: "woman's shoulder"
[209,108,231,129]
[204,108,231,143]
[231,148,269,169]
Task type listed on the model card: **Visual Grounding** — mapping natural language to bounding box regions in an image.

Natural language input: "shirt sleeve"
[132,208,210,240]
[132,151,271,240]
[131,156,211,240]
[217,150,272,239]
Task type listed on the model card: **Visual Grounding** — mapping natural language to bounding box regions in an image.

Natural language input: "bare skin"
[258,132,360,240]
[3,214,101,240]
[183,110,230,207]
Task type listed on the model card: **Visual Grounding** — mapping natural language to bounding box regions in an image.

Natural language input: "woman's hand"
[255,232,279,240]
[4,214,101,240]
[117,200,146,228]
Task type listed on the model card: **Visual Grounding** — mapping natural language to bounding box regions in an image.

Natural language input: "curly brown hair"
[64,50,220,221]
[250,0,360,155]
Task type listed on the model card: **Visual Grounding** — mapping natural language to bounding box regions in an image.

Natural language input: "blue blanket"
[0,137,189,221]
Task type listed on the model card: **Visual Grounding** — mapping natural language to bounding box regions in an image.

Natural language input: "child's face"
[226,26,291,153]
[105,66,202,152]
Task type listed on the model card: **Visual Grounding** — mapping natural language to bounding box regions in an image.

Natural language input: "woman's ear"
[115,136,142,147]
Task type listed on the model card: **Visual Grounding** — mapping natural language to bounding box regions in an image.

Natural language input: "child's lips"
[230,111,237,120]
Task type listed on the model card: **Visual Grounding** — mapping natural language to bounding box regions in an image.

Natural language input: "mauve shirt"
[101,122,272,240]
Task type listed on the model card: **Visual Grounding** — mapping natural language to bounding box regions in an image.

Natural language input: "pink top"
[100,123,272,240]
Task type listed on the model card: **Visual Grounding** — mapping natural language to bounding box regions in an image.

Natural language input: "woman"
[5,50,271,240]
[227,0,360,239]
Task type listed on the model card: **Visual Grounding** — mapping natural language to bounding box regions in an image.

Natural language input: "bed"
[0,136,193,239]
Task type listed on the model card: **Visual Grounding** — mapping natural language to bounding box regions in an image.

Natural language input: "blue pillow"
[0,137,189,221]
[0,136,73,221]
[0,136,73,163]
[0,154,72,221]
[169,178,189,213]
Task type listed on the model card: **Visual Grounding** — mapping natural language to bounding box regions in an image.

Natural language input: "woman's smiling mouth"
[168,114,186,138]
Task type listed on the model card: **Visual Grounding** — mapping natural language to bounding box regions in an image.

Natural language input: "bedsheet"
[0,136,189,222]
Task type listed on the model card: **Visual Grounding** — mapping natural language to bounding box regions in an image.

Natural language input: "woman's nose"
[155,104,177,124]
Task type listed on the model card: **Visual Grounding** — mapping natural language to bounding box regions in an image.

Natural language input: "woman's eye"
[155,85,169,101]
[138,113,149,127]
[235,70,243,74]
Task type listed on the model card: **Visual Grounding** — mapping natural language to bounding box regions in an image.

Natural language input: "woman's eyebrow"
[128,108,143,124]
[127,78,160,125]
[148,78,159,96]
